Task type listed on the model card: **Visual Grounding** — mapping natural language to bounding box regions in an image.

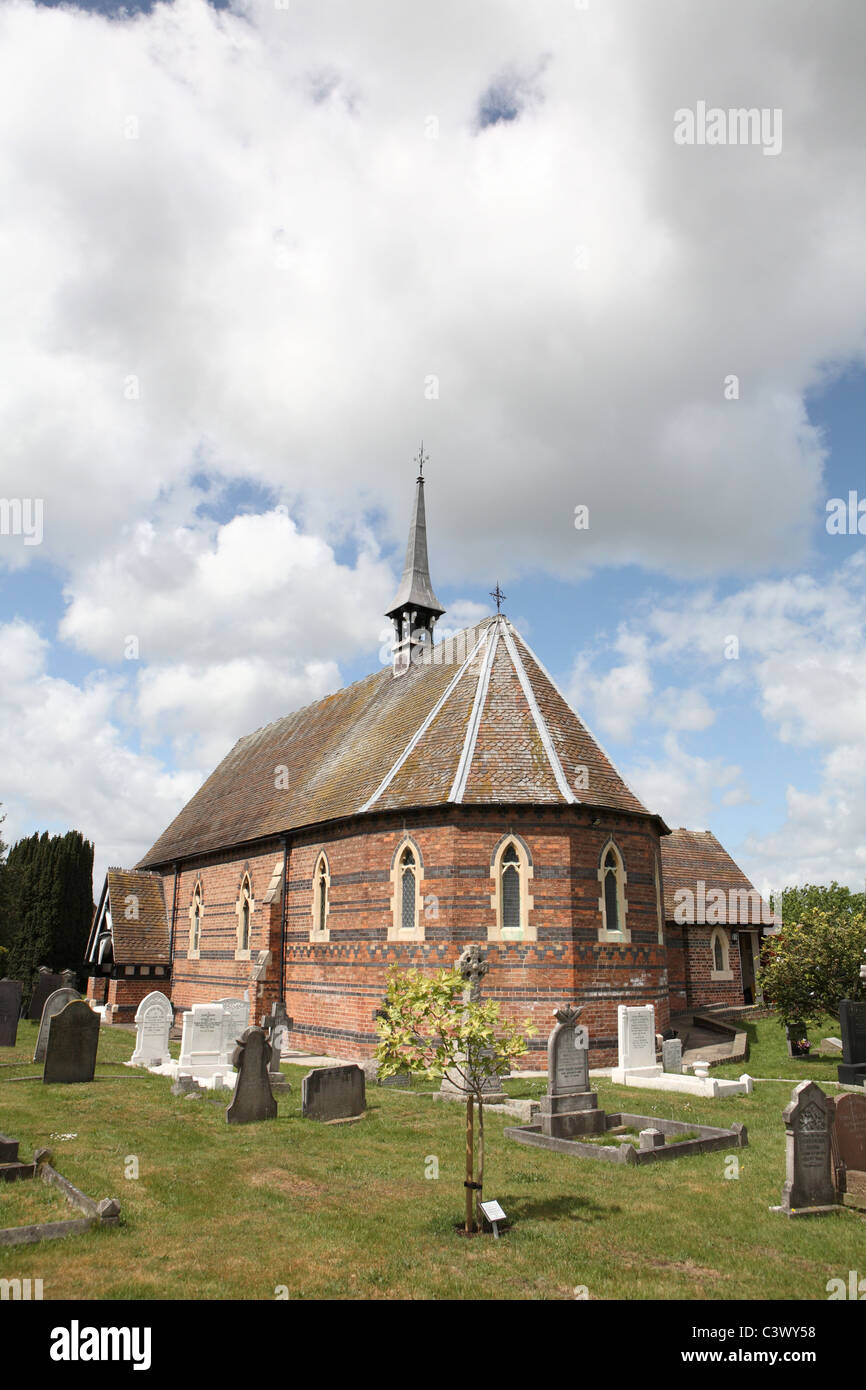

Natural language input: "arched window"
[389,837,423,940]
[400,847,417,931]
[710,927,732,979]
[490,836,535,941]
[189,883,203,958]
[597,841,629,942]
[501,843,521,932]
[311,853,330,941]
[239,876,251,952]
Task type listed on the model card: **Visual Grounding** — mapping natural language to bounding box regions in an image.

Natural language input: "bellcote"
[386,451,445,675]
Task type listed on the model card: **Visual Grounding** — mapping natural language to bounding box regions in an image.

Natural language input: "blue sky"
[1,0,865,896]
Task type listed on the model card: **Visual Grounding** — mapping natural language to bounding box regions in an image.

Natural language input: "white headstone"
[617,1005,660,1075]
[215,998,248,1066]
[130,991,173,1068]
[179,1004,226,1079]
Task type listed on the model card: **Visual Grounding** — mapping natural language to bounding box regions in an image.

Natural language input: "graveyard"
[1,1011,862,1301]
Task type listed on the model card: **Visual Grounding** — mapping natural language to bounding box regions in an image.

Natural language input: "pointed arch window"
[710,927,732,980]
[490,837,535,942]
[597,841,629,943]
[311,853,331,941]
[235,874,254,959]
[389,837,424,940]
[188,882,203,959]
[400,848,417,931]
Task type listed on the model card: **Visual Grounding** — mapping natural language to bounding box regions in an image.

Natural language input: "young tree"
[758,903,866,1033]
[375,964,536,1234]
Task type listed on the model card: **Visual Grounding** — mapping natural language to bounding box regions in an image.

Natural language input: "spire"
[386,446,446,675]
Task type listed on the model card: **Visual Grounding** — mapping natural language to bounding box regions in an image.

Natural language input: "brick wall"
[152,806,672,1067]
[682,925,745,1009]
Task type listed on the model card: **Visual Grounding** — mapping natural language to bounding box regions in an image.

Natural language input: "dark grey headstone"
[780,1081,836,1212]
[302,1064,365,1122]
[33,987,81,1063]
[42,1000,100,1085]
[27,968,63,1022]
[837,1000,866,1084]
[0,980,23,1047]
[539,1005,605,1139]
[226,1028,278,1126]
[834,1092,866,1178]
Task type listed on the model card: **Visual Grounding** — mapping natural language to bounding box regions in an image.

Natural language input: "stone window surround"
[489,834,535,943]
[709,926,733,980]
[310,850,331,943]
[188,881,203,960]
[389,835,424,942]
[234,870,254,960]
[597,837,630,944]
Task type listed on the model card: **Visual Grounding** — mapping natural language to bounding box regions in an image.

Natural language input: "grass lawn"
[0,1016,862,1301]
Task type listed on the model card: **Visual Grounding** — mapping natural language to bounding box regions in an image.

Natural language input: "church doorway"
[738,931,757,1004]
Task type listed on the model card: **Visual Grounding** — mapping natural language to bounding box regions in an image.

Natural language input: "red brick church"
[86,468,768,1063]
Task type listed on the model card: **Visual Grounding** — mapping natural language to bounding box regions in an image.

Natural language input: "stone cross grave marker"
[260,1002,293,1091]
[178,1003,226,1081]
[43,999,100,1085]
[130,991,173,1068]
[0,979,23,1048]
[302,1064,366,1122]
[837,1000,866,1086]
[779,1080,836,1214]
[833,1091,866,1203]
[540,1005,605,1138]
[441,944,508,1102]
[26,968,63,1022]
[617,1004,660,1075]
[226,1028,278,1125]
[33,987,81,1063]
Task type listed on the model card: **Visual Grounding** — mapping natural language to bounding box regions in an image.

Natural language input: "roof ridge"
[500,620,576,804]
[448,621,500,803]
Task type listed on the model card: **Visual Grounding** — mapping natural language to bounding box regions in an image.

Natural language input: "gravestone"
[302,1064,365,1122]
[215,998,249,1068]
[662,1038,683,1074]
[130,991,173,1068]
[778,1081,836,1214]
[27,967,63,1021]
[33,987,80,1063]
[42,1000,100,1085]
[539,1005,605,1138]
[178,1003,226,1080]
[612,1004,662,1080]
[639,1128,665,1152]
[0,979,23,1047]
[833,1092,866,1205]
[440,944,508,1104]
[837,1000,866,1086]
[226,1028,278,1125]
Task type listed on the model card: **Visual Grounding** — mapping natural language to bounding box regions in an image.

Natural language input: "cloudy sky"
[1,0,865,896]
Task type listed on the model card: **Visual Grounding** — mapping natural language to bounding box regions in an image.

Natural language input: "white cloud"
[0,620,197,889]
[1,0,865,585]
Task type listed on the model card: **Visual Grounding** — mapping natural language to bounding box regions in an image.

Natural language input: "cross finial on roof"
[415,442,428,479]
[490,582,506,613]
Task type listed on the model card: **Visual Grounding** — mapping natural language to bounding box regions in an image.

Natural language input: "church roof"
[137,615,657,869]
[385,473,445,618]
[660,829,768,925]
